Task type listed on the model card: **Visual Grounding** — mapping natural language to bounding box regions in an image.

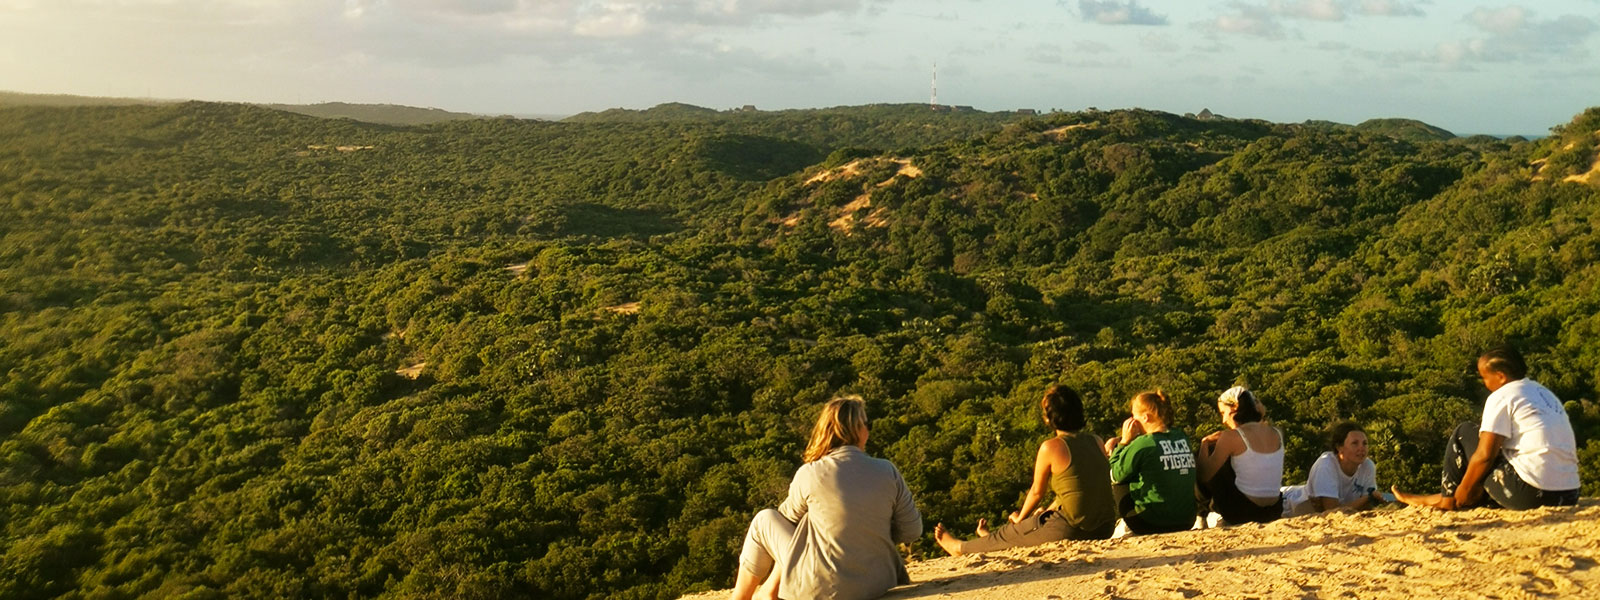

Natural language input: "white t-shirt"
[1480,378,1580,491]
[1282,451,1376,517]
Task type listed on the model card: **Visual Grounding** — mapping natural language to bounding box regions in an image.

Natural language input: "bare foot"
[975,518,990,537]
[933,523,965,556]
[1392,485,1453,510]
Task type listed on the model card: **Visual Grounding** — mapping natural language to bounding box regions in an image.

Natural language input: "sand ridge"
[681,501,1600,599]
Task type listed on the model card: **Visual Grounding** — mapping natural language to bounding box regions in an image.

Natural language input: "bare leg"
[934,523,966,557]
[1392,485,1453,510]
[975,518,990,537]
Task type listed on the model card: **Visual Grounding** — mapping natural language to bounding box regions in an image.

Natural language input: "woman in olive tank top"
[934,385,1117,555]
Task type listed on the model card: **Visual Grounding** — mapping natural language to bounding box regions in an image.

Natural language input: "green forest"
[2,100,1599,599]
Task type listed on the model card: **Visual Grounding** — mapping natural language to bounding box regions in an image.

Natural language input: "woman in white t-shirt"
[1282,422,1385,516]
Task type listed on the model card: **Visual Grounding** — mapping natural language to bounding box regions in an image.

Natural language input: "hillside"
[259,102,483,125]
[1354,118,1456,142]
[0,91,484,125]
[1,101,1598,600]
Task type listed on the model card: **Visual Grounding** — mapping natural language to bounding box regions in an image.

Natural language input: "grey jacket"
[778,445,922,600]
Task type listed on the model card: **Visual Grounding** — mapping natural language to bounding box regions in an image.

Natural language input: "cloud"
[1027,43,1064,64]
[1275,0,1344,21]
[1203,0,1425,38]
[1140,32,1180,52]
[1207,4,1287,39]
[1074,40,1113,53]
[1351,0,1424,17]
[1075,0,1168,26]
[1385,6,1598,67]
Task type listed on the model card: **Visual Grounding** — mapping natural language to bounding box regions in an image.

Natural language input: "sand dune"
[682,501,1600,599]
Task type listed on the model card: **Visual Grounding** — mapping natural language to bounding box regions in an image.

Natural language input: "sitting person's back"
[1197,386,1284,524]
[1107,390,1197,535]
[733,396,921,600]
[782,444,920,597]
[933,386,1115,556]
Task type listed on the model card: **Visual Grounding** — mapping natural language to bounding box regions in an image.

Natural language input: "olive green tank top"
[1048,431,1117,532]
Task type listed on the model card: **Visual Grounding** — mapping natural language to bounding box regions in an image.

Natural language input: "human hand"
[1008,511,1022,524]
[1120,417,1144,444]
[1202,430,1224,444]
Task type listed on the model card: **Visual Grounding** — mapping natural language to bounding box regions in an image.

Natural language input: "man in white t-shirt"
[1283,422,1385,516]
[1394,346,1581,510]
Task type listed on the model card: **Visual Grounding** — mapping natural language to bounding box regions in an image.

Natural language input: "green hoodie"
[1110,429,1197,528]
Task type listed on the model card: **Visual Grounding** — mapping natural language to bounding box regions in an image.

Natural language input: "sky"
[2,0,1598,134]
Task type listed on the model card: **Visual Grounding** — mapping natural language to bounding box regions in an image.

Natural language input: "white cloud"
[1384,6,1599,67]
[1204,0,1426,38]
[1140,32,1181,52]
[1075,0,1168,26]
[1275,0,1344,21]
[1352,0,1424,17]
[1467,5,1527,35]
[1074,39,1113,53]
[1208,4,1287,39]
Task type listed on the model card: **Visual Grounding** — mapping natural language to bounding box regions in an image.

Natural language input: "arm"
[1109,435,1143,484]
[1312,490,1380,512]
[1448,431,1506,510]
[1011,438,1065,523]
[1392,432,1506,511]
[889,465,922,543]
[1197,430,1239,484]
[778,466,809,523]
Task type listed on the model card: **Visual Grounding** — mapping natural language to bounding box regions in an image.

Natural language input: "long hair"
[1132,389,1173,425]
[803,395,868,463]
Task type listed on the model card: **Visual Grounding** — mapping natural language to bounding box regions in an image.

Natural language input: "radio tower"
[930,62,939,108]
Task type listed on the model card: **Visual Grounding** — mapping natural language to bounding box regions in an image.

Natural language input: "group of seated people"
[730,346,1581,600]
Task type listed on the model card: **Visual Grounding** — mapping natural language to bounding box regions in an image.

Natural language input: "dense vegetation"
[2,100,1598,600]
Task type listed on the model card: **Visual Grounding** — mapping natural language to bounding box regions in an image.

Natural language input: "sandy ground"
[682,501,1600,599]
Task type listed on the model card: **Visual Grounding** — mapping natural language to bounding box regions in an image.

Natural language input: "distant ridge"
[259,102,482,126]
[0,90,175,108]
[1353,118,1456,142]
[564,102,724,122]
[0,90,485,125]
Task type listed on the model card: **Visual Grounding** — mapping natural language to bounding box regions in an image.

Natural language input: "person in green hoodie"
[1105,389,1197,535]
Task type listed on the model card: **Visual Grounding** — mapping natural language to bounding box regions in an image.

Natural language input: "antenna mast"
[931,62,939,108]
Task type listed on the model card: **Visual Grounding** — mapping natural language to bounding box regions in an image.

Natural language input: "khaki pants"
[739,509,796,579]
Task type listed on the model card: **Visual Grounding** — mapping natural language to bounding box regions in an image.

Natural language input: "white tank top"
[1230,426,1285,498]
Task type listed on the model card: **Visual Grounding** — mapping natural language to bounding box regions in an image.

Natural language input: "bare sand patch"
[806,158,920,186]
[604,301,641,314]
[1562,154,1600,184]
[504,262,530,274]
[1044,123,1097,138]
[682,502,1600,600]
[395,362,425,379]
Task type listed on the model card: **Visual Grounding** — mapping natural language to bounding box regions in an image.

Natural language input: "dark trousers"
[1114,490,1191,535]
[960,510,1113,554]
[1198,461,1283,525]
[1443,421,1579,510]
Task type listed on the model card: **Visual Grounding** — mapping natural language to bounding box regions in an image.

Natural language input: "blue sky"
[2,1,1597,134]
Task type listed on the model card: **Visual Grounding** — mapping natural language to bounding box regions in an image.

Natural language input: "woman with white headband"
[1195,386,1285,525]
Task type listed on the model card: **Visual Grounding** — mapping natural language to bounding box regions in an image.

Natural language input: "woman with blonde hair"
[732,395,923,600]
[1106,390,1197,535]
